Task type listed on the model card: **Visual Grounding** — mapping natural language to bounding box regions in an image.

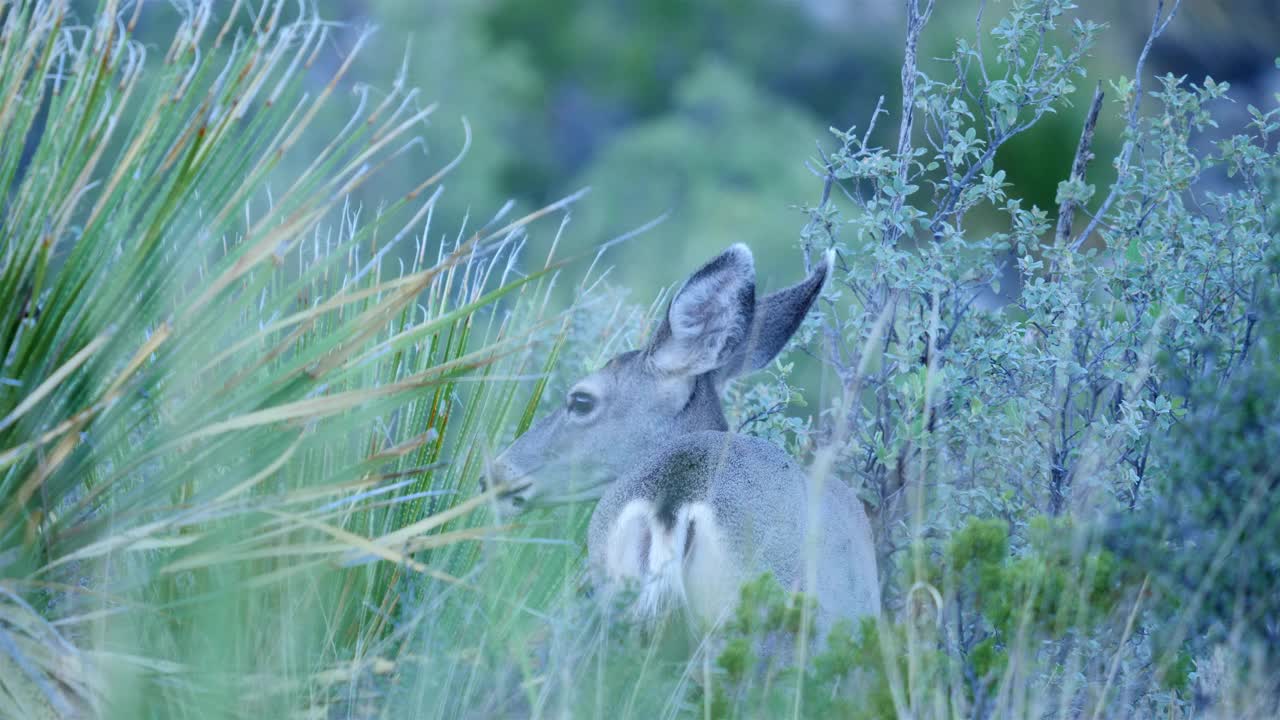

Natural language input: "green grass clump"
[0,1,585,716]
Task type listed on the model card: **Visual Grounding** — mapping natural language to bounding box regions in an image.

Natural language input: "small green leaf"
[1126,238,1142,264]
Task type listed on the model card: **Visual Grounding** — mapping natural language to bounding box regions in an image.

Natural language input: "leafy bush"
[376,1,1280,716]
[1109,249,1280,675]
[726,0,1278,714]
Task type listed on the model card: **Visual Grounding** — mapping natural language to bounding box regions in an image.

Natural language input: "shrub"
[1109,249,1280,679]
[750,0,1279,714]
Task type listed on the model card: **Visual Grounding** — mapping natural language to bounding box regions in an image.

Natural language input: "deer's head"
[484,244,830,516]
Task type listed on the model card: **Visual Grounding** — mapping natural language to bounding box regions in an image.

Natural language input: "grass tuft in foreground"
[0,1,589,716]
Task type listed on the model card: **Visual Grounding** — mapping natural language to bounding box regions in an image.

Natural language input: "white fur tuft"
[602,500,740,629]
[604,500,686,621]
[676,503,739,629]
[605,500,657,581]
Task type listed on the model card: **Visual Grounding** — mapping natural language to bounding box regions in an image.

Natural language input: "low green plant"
[683,518,1129,719]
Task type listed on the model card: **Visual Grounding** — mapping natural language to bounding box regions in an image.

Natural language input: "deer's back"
[588,430,879,629]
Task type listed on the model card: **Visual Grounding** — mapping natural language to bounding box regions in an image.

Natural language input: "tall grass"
[0,1,589,716]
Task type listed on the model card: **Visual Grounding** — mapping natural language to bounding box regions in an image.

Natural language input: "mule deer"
[487,244,879,633]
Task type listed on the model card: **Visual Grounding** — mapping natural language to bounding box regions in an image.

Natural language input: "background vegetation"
[2,0,1277,718]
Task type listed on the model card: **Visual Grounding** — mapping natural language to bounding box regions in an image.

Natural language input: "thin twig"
[885,0,936,248]
[863,94,888,149]
[1054,82,1106,249]
[1071,0,1182,251]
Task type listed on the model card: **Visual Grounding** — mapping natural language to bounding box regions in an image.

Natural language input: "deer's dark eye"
[566,390,597,417]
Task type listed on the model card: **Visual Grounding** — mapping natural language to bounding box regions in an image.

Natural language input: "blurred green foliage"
[478,0,881,194]
[567,59,834,291]
[1110,247,1280,670]
[366,0,890,302]
[483,0,810,115]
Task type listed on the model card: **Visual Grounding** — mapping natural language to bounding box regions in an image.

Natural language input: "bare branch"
[1071,0,1183,251]
[1055,82,1106,248]
[886,0,936,248]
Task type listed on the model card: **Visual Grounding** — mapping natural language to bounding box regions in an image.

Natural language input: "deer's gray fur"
[487,244,879,633]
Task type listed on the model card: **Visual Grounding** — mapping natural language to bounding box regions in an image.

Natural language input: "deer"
[485,244,879,635]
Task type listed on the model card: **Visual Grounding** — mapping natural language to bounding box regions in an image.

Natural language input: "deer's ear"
[646,244,756,378]
[714,249,832,385]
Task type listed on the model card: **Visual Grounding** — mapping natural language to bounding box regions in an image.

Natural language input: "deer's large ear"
[714,249,832,385]
[646,244,756,378]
